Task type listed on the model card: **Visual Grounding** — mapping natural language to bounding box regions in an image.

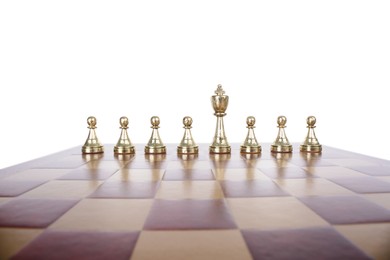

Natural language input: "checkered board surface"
[0,143,390,260]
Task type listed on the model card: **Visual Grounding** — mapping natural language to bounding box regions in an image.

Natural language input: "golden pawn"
[82,116,104,154]
[300,116,322,153]
[114,116,135,154]
[270,116,293,153]
[145,116,166,154]
[240,116,262,154]
[177,116,199,154]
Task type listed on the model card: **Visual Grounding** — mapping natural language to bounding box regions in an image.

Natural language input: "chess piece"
[270,116,293,153]
[114,116,135,154]
[145,116,166,154]
[210,84,231,154]
[177,116,199,154]
[82,116,104,154]
[240,116,262,154]
[300,116,322,153]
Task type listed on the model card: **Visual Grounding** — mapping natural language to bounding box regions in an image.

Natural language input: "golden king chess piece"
[270,115,293,153]
[114,116,135,154]
[145,116,166,154]
[82,116,104,154]
[210,84,231,154]
[240,116,262,154]
[177,116,199,154]
[300,116,322,153]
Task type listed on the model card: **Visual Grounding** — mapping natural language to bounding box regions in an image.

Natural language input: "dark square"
[89,181,159,199]
[347,165,390,176]
[57,168,118,180]
[299,196,390,224]
[125,160,166,169]
[163,169,215,181]
[144,199,237,230]
[328,177,390,193]
[319,148,353,159]
[0,180,47,196]
[259,167,312,179]
[289,158,335,167]
[209,154,253,169]
[34,156,87,169]
[0,199,79,228]
[12,230,139,260]
[220,180,289,198]
[241,227,370,260]
[215,160,253,169]
[82,160,121,169]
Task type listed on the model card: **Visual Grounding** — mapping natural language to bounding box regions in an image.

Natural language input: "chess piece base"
[145,146,166,154]
[82,146,104,154]
[300,144,322,153]
[270,145,293,153]
[177,146,199,155]
[209,146,231,154]
[240,146,262,154]
[114,146,135,154]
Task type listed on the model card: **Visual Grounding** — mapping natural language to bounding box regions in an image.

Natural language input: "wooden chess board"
[1,144,390,260]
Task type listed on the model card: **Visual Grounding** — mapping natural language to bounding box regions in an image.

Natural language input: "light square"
[0,198,11,205]
[21,180,102,199]
[108,169,164,182]
[274,178,355,196]
[156,181,224,200]
[131,230,252,260]
[227,197,328,229]
[377,176,390,183]
[363,193,390,210]
[335,223,390,260]
[0,228,43,259]
[50,199,152,231]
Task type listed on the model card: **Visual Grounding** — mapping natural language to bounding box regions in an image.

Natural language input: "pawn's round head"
[120,116,129,127]
[151,116,160,127]
[307,116,316,127]
[277,116,287,127]
[246,116,256,127]
[183,116,193,127]
[87,116,97,127]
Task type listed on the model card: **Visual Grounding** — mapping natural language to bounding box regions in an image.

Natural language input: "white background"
[0,0,389,169]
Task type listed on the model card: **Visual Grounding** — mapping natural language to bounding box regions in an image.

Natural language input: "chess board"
[1,143,390,260]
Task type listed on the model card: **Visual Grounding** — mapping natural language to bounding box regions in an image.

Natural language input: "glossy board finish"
[0,143,389,259]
